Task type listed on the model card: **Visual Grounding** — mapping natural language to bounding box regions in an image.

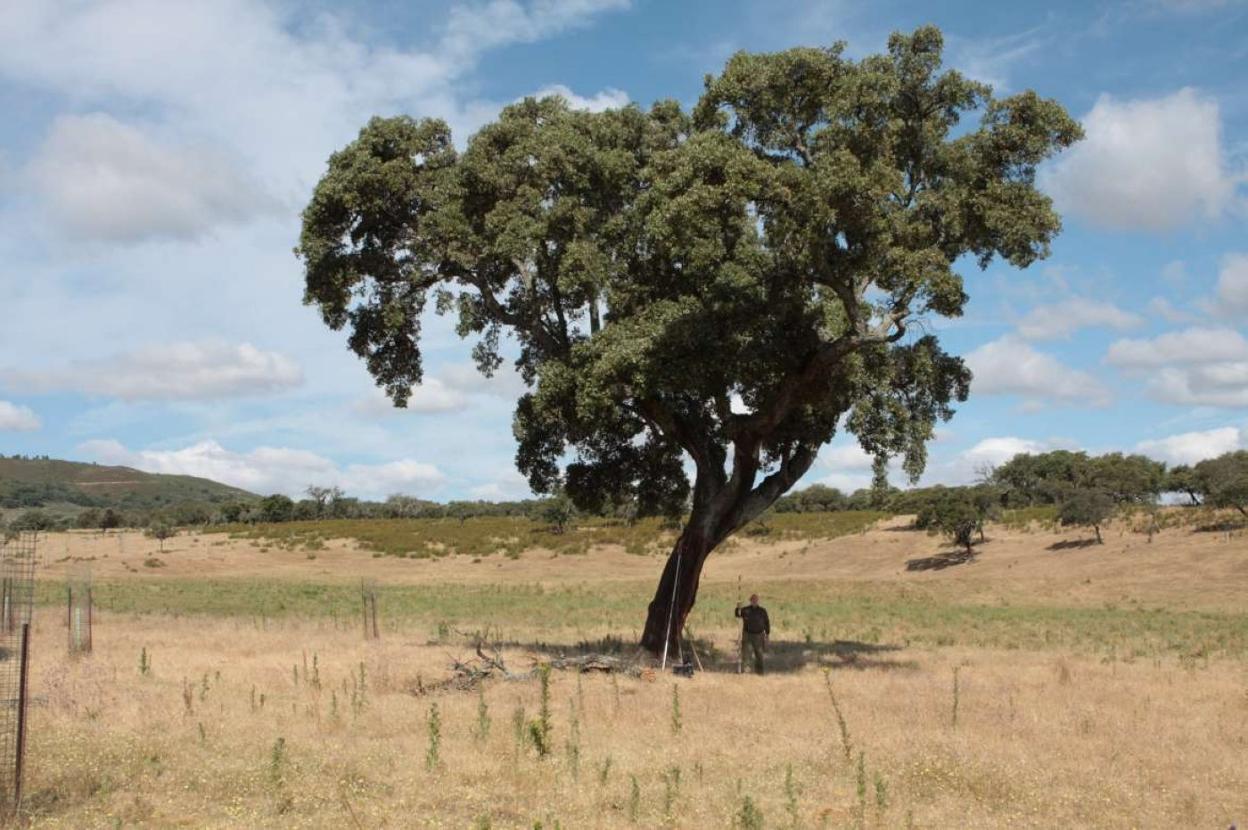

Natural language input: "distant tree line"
[772,449,1247,549]
[4,451,1244,543]
[0,484,581,535]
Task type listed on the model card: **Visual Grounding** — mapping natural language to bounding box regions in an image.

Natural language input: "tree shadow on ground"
[454,634,918,677]
[1046,539,1100,551]
[707,638,919,675]
[905,549,976,571]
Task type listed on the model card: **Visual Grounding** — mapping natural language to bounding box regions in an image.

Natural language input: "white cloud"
[469,469,534,500]
[355,378,468,416]
[529,84,630,112]
[1041,88,1240,230]
[439,0,631,64]
[930,435,1081,484]
[442,362,528,399]
[820,442,874,471]
[0,0,632,228]
[354,363,527,416]
[28,113,278,243]
[965,337,1111,408]
[4,341,303,401]
[1107,327,1248,407]
[0,401,41,431]
[961,436,1047,468]
[1147,297,1199,324]
[1136,426,1244,465]
[78,438,445,499]
[1147,365,1248,408]
[1015,298,1142,340]
[1106,327,1248,367]
[1215,252,1248,315]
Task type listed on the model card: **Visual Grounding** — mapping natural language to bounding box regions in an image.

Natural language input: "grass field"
[14,511,1248,827]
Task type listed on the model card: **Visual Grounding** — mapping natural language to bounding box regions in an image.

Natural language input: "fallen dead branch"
[408,646,644,696]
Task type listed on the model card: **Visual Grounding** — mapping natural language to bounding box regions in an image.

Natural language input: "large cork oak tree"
[297,27,1081,655]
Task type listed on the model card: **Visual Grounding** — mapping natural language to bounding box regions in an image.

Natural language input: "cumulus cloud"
[79,438,445,499]
[961,436,1047,468]
[1215,253,1248,315]
[529,84,629,112]
[469,469,534,500]
[820,442,874,471]
[1041,88,1240,230]
[1015,298,1142,340]
[1,0,632,241]
[4,341,302,401]
[1107,326,1248,407]
[1106,326,1248,367]
[966,337,1111,408]
[0,401,41,431]
[354,363,527,416]
[928,436,1056,484]
[28,113,278,243]
[1136,426,1244,465]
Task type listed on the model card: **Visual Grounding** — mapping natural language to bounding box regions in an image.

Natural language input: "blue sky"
[1,0,1246,500]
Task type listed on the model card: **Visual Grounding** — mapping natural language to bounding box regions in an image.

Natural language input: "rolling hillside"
[0,455,255,510]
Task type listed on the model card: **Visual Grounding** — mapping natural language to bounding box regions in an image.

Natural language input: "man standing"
[735,593,770,675]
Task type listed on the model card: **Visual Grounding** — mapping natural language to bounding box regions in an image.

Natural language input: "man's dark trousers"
[742,631,765,675]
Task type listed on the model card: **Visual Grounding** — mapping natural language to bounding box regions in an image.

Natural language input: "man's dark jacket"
[735,604,770,635]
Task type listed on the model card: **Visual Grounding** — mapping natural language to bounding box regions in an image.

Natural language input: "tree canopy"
[297,26,1081,653]
[993,451,1165,507]
[1190,451,1248,517]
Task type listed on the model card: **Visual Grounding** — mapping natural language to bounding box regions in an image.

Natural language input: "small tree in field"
[1059,489,1114,544]
[297,27,1079,654]
[540,493,576,534]
[917,494,979,555]
[146,521,175,553]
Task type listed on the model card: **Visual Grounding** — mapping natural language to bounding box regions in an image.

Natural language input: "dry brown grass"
[17,513,1248,827]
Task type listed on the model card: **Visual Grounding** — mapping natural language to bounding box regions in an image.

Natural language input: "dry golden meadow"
[18,512,1248,828]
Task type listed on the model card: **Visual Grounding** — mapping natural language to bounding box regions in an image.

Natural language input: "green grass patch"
[204,511,887,559]
[36,577,1248,660]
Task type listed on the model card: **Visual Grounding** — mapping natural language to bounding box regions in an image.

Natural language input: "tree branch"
[731,443,817,531]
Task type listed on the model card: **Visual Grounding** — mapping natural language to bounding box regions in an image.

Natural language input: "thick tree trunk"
[639,525,717,657]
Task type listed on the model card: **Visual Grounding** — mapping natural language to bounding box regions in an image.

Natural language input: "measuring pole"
[735,574,744,674]
[660,549,683,671]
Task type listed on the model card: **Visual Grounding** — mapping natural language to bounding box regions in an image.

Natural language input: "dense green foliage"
[295,25,1079,600]
[1186,451,1248,517]
[993,451,1165,507]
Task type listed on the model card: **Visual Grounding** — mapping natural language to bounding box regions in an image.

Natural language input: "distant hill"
[0,456,256,511]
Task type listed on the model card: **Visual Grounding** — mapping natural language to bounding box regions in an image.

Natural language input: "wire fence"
[0,531,38,815]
